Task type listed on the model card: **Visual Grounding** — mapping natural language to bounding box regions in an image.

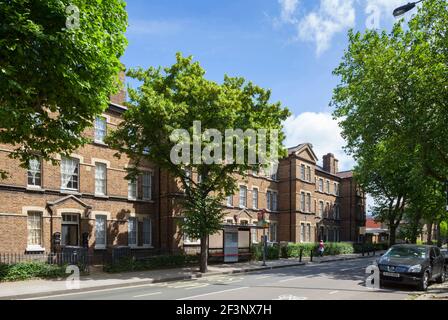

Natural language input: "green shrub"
[0,262,67,282]
[103,254,200,273]
[280,242,355,258]
[250,243,280,261]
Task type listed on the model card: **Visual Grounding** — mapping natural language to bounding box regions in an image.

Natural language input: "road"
[27,258,417,300]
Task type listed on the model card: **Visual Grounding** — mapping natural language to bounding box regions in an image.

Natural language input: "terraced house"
[0,90,366,259]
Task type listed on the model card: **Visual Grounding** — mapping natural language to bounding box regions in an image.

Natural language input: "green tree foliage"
[0,0,128,178]
[332,0,448,244]
[107,53,290,272]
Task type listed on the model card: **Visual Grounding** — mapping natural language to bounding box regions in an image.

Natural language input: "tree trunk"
[199,234,208,273]
[427,222,433,245]
[436,222,442,247]
[389,225,397,246]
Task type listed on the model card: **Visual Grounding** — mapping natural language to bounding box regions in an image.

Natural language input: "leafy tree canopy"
[0,0,128,177]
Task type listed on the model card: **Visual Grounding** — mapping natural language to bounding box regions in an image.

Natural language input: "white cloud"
[297,0,356,55]
[365,0,406,15]
[283,112,354,171]
[278,0,300,24]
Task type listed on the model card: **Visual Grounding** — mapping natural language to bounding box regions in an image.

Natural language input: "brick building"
[0,93,366,256]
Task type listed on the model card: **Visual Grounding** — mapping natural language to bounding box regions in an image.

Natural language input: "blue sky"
[120,0,411,159]
[121,0,414,211]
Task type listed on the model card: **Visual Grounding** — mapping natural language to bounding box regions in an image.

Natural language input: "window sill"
[129,245,154,249]
[26,246,46,252]
[26,186,45,193]
[94,246,107,250]
[94,194,109,199]
[61,189,81,196]
[93,140,108,147]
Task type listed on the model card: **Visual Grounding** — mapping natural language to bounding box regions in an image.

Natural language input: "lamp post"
[393,0,424,17]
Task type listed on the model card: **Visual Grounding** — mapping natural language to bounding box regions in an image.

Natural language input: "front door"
[61,213,80,246]
[224,230,238,263]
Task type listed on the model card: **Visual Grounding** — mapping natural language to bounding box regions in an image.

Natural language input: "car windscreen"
[384,247,427,259]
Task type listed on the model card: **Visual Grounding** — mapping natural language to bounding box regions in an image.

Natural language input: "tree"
[0,0,128,177]
[332,0,448,244]
[107,53,290,272]
[354,139,415,246]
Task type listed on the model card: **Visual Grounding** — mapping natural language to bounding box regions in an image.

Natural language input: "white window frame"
[226,195,233,207]
[318,178,323,192]
[128,217,137,247]
[239,185,247,208]
[142,171,152,200]
[319,201,324,217]
[252,187,259,209]
[27,211,44,251]
[94,116,107,143]
[95,163,107,196]
[272,192,278,211]
[27,158,42,188]
[300,164,305,180]
[326,180,330,194]
[306,166,311,182]
[128,178,137,200]
[269,223,277,242]
[300,223,305,243]
[61,157,79,191]
[307,224,311,242]
[143,217,152,247]
[95,215,107,249]
[251,221,258,244]
[267,190,272,211]
[300,192,306,211]
[306,193,311,212]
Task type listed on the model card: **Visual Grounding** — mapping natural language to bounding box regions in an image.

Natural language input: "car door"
[434,247,444,276]
[430,248,441,278]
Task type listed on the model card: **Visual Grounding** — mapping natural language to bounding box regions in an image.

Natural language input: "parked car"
[376,244,446,291]
[441,248,448,264]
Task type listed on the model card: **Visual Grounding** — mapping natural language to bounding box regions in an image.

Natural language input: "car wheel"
[418,271,429,291]
[436,267,446,284]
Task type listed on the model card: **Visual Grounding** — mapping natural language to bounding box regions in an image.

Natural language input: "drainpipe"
[289,157,293,242]
[158,168,161,253]
[47,205,54,253]
[349,178,353,241]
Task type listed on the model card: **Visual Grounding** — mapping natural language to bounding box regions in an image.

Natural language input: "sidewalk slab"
[0,251,381,300]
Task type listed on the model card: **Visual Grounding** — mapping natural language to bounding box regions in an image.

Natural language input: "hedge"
[280,242,355,258]
[0,262,67,282]
[250,243,280,261]
[104,254,200,273]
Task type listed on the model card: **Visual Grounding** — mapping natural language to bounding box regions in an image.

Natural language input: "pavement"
[0,251,384,300]
[12,256,420,301]
[412,281,448,300]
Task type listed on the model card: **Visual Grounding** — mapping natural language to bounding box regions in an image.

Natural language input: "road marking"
[177,287,249,300]
[256,275,272,280]
[279,276,305,283]
[133,291,162,298]
[23,283,164,300]
[185,284,209,290]
[171,282,200,289]
[340,267,360,271]
[329,291,339,295]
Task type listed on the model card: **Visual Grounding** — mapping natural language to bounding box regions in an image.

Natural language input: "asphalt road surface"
[27,258,418,300]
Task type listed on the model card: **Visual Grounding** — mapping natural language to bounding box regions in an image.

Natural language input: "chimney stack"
[323,153,339,174]
[110,70,126,105]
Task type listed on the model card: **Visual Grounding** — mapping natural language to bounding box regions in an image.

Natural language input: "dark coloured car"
[377,244,446,291]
